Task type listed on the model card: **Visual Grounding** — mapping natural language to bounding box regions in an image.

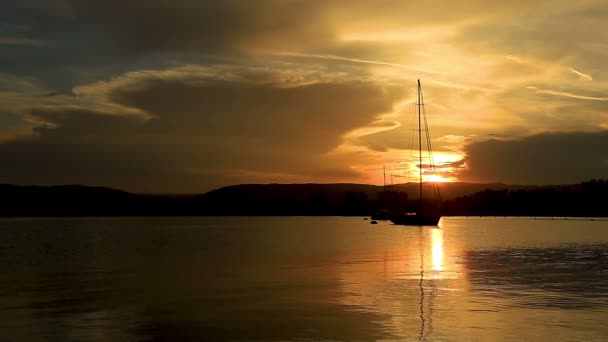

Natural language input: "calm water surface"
[0,217,606,341]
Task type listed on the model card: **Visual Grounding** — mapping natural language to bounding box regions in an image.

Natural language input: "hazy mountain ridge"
[202,182,567,201]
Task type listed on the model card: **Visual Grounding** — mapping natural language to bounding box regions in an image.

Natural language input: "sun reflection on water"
[431,228,444,273]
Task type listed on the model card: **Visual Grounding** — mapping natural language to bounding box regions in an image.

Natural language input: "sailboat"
[371,166,409,220]
[391,80,442,226]
[371,166,392,220]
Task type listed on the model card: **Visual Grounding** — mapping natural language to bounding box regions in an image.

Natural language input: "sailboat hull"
[391,214,441,226]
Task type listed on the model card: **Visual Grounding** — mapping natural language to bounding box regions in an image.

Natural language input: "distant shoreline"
[1,181,606,218]
[1,216,607,222]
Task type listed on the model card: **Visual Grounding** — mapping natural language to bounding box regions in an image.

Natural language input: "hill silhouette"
[0,181,605,217]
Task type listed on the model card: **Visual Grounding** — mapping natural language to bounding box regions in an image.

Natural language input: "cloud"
[456,131,608,184]
[367,145,388,152]
[0,37,49,47]
[435,135,469,143]
[437,160,466,168]
[273,52,445,76]
[451,1,608,89]
[0,1,336,90]
[60,0,336,56]
[2,0,608,188]
[0,65,401,192]
[0,1,550,70]
[453,2,608,57]
[489,85,608,135]
[568,68,593,81]
[527,86,608,101]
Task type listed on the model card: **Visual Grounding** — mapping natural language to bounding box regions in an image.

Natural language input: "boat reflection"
[336,227,463,339]
[335,226,608,339]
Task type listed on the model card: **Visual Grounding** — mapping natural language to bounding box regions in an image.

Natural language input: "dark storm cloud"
[0,0,542,74]
[65,0,335,55]
[0,0,565,92]
[0,0,338,89]
[0,110,167,190]
[105,69,400,155]
[0,67,400,192]
[456,131,608,184]
[2,0,334,57]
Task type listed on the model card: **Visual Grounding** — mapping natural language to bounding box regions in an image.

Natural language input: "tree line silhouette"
[443,179,607,217]
[0,180,605,217]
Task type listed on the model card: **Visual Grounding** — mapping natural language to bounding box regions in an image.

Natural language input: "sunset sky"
[1,0,607,192]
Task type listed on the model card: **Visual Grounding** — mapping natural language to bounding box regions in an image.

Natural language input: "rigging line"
[420,84,442,203]
[420,93,437,201]
[406,97,417,185]
[419,87,432,168]
[419,80,434,201]
[383,165,386,191]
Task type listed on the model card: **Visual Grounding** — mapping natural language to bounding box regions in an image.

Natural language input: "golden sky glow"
[0,0,607,191]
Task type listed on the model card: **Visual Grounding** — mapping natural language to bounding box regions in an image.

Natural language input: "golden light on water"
[431,228,444,273]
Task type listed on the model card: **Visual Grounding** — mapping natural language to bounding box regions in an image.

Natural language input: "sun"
[424,174,452,183]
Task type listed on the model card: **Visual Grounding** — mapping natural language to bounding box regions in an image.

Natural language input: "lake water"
[0,217,606,341]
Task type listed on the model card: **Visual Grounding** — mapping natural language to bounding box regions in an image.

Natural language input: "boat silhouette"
[391,80,442,226]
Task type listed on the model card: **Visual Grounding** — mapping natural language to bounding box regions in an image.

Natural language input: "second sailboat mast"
[417,79,423,210]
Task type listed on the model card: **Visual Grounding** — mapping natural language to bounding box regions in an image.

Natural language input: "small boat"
[371,209,392,220]
[371,166,408,220]
[391,80,442,226]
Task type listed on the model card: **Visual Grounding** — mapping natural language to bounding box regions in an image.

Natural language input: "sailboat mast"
[383,165,386,192]
[418,79,423,211]
[390,79,441,226]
